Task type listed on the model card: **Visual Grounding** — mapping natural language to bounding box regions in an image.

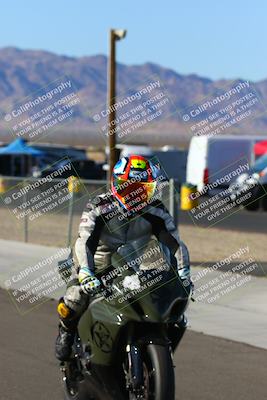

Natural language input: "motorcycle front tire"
[148,344,175,400]
[129,344,175,400]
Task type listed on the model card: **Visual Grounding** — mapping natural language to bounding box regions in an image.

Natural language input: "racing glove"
[78,268,101,294]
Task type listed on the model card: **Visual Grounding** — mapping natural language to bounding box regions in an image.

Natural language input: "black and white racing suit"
[63,193,191,318]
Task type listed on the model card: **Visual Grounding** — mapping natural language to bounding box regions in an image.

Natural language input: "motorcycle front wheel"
[62,360,81,400]
[62,359,95,400]
[128,344,175,400]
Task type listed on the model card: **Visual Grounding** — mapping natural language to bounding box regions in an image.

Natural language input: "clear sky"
[0,0,266,81]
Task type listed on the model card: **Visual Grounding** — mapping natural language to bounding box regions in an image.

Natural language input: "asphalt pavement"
[1,234,266,400]
[1,288,267,400]
[0,239,266,350]
[179,208,267,233]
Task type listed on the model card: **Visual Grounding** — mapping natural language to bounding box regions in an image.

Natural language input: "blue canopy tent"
[0,138,45,176]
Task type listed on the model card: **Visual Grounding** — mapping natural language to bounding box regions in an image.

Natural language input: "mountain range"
[0,47,266,147]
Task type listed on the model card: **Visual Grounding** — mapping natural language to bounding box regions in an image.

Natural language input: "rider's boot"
[55,322,76,361]
[55,298,78,361]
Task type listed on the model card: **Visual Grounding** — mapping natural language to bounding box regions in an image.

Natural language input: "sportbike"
[59,252,192,400]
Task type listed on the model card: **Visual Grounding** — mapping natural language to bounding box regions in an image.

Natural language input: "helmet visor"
[113,178,157,211]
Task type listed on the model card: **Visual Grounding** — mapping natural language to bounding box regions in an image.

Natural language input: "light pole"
[108,29,127,183]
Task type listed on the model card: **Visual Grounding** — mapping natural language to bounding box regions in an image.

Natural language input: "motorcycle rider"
[55,155,192,361]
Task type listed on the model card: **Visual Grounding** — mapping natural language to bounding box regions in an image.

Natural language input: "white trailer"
[186,135,267,191]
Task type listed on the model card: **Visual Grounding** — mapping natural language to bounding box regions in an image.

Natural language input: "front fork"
[60,335,91,384]
[125,344,144,393]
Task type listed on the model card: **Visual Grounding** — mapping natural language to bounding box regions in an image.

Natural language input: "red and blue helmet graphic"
[111,155,157,211]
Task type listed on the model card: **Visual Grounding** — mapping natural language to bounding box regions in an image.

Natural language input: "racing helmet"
[111,155,157,212]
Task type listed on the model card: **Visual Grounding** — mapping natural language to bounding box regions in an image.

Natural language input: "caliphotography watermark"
[79,156,173,234]
[180,80,265,137]
[3,248,71,315]
[98,239,187,316]
[90,76,175,144]
[1,76,81,142]
[192,246,263,305]
[0,157,85,222]
[188,157,267,227]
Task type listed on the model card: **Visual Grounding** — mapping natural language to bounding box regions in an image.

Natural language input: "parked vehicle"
[40,158,104,180]
[229,153,267,211]
[154,147,188,183]
[186,135,267,192]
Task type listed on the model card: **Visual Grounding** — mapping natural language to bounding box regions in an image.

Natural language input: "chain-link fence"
[0,176,180,248]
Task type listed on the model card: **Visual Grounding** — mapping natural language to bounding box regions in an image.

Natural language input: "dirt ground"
[0,205,266,268]
[180,224,266,264]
